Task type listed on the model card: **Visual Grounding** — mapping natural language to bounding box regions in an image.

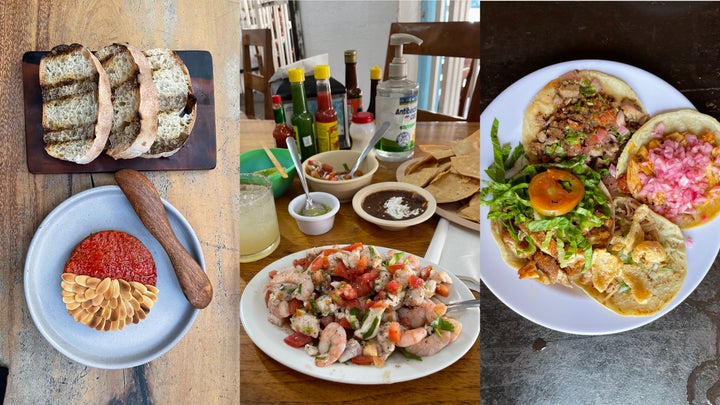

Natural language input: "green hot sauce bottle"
[288,67,317,160]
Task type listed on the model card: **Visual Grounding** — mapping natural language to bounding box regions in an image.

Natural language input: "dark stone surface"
[481,2,720,404]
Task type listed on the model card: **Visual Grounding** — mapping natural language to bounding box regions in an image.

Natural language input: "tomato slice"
[528,168,585,216]
[283,332,314,348]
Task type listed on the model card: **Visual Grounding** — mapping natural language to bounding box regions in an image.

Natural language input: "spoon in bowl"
[287,137,328,216]
[348,121,390,178]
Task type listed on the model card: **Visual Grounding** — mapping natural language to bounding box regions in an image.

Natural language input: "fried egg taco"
[523,70,648,171]
[483,119,614,287]
[615,109,720,229]
[575,196,687,316]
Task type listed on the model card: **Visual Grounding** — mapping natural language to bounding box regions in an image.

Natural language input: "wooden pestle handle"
[114,169,213,309]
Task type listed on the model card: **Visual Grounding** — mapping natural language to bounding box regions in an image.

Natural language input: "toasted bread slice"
[142,48,196,158]
[40,43,112,164]
[95,43,158,159]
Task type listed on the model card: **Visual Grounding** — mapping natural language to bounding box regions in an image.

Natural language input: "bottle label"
[315,121,339,152]
[375,94,418,152]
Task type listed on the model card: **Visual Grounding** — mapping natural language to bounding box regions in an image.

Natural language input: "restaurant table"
[481,2,720,404]
[1,2,239,403]
[239,120,480,404]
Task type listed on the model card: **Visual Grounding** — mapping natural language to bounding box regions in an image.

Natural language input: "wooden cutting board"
[22,50,217,173]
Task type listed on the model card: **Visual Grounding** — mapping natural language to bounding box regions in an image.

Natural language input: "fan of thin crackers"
[401,130,480,223]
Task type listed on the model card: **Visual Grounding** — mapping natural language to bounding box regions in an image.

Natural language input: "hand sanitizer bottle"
[374,33,423,162]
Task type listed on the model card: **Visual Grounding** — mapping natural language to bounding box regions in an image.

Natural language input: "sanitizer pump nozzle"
[387,33,423,80]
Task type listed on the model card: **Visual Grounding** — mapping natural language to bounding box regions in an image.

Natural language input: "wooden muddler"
[114,169,213,309]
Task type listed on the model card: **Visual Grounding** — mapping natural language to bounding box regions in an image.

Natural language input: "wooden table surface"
[1,2,239,403]
[239,120,480,404]
[481,2,720,404]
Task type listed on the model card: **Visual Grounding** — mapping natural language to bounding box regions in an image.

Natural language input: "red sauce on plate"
[64,231,157,285]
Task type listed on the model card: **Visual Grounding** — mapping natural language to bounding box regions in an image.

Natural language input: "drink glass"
[239,173,280,262]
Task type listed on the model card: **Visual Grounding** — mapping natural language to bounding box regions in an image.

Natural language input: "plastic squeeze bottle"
[314,65,339,152]
[374,33,423,162]
[288,67,317,160]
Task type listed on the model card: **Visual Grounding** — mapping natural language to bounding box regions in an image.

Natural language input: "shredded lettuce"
[481,118,612,271]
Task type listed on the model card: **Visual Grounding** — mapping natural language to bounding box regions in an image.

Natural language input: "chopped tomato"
[387,322,401,345]
[288,299,303,315]
[322,248,339,256]
[308,255,328,272]
[385,279,402,295]
[342,242,364,252]
[435,284,450,297]
[357,270,379,291]
[283,332,314,348]
[354,255,369,271]
[388,263,405,274]
[338,317,352,329]
[419,265,433,280]
[528,168,585,217]
[332,261,350,279]
[408,275,424,289]
[351,355,374,365]
[268,269,278,279]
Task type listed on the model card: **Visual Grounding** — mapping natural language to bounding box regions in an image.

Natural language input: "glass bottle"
[344,50,363,120]
[314,65,339,152]
[288,67,317,160]
[271,95,292,148]
[367,65,381,117]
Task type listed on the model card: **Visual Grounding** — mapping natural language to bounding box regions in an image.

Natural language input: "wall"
[296,0,420,111]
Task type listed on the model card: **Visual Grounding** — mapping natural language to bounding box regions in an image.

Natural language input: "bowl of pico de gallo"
[302,150,379,202]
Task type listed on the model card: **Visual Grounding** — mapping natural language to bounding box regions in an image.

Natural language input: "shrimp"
[387,321,427,347]
[405,317,462,357]
[315,322,347,367]
[429,270,452,285]
[264,267,314,324]
[337,338,363,363]
[398,299,447,329]
[403,286,426,307]
[264,267,314,302]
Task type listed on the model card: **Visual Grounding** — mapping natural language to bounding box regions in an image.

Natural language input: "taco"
[615,109,720,229]
[483,119,614,287]
[522,70,648,171]
[575,196,687,316]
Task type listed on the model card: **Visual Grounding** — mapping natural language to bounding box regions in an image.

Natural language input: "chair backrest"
[383,22,480,122]
[242,28,275,119]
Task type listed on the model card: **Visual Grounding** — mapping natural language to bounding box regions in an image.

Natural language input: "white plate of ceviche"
[239,243,480,384]
[480,59,720,335]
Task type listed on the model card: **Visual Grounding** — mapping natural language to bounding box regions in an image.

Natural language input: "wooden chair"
[242,28,275,119]
[383,22,480,122]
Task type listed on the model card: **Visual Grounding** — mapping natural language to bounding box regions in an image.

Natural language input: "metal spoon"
[348,121,390,178]
[445,298,480,312]
[286,137,328,216]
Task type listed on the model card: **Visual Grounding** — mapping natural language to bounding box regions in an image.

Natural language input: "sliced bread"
[40,43,112,164]
[141,48,197,158]
[95,43,158,159]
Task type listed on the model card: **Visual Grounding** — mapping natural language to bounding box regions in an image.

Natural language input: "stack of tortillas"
[401,130,480,223]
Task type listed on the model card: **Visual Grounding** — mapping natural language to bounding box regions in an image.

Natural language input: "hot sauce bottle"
[271,95,292,148]
[288,67,317,160]
[314,65,339,152]
[345,50,363,119]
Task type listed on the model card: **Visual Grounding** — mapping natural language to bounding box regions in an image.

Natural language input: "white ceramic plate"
[480,59,720,335]
[24,186,204,368]
[239,245,480,384]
